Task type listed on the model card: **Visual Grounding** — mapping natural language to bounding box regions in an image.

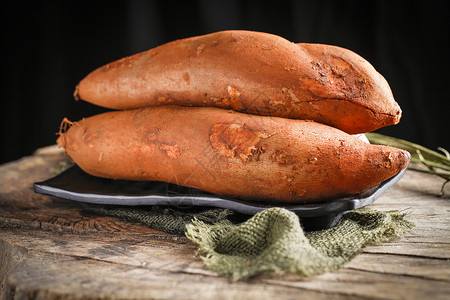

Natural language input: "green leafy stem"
[366,133,450,196]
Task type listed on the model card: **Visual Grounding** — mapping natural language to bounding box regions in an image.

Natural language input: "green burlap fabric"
[83,204,413,281]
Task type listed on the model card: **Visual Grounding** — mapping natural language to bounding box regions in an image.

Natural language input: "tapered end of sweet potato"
[73,85,80,101]
[299,43,402,133]
[389,147,411,173]
[366,145,411,187]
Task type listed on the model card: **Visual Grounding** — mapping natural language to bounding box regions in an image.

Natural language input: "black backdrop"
[1,0,449,165]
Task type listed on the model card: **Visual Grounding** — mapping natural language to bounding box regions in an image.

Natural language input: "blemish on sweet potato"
[227,86,240,100]
[283,174,294,183]
[157,96,174,104]
[196,44,205,56]
[296,189,306,196]
[261,44,275,50]
[227,86,243,110]
[212,97,231,108]
[309,56,366,100]
[83,131,97,149]
[182,72,191,84]
[269,98,286,108]
[287,89,299,103]
[209,123,266,161]
[211,86,244,110]
[270,150,296,165]
[144,130,158,142]
[160,144,180,159]
[308,157,318,164]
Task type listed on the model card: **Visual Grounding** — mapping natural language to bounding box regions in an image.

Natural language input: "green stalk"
[366,132,449,196]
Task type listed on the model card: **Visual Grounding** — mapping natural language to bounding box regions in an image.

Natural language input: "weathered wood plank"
[3,227,449,284]
[362,242,450,259]
[0,239,28,300]
[0,228,201,275]
[6,251,347,300]
[345,252,450,280]
[4,232,449,300]
[264,268,450,300]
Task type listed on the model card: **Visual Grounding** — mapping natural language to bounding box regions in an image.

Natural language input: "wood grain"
[1,145,449,300]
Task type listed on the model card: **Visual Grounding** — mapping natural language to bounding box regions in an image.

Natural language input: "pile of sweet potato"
[58,30,409,203]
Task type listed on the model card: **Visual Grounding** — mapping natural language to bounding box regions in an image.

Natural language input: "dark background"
[1,0,449,165]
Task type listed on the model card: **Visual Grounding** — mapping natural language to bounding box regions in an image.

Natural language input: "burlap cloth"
[83,204,413,281]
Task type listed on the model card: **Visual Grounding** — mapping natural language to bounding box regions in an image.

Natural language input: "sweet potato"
[74,30,401,134]
[57,106,409,203]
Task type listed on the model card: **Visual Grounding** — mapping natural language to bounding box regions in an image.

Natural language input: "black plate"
[34,165,407,231]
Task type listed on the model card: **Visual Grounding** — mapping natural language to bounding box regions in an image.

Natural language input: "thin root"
[57,117,76,150]
[58,118,74,136]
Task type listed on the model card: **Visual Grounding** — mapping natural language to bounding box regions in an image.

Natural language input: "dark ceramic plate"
[34,165,407,231]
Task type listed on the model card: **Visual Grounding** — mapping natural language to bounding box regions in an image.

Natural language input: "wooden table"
[1,145,449,300]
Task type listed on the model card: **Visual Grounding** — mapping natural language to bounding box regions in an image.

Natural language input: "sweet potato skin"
[57,106,409,203]
[75,30,401,134]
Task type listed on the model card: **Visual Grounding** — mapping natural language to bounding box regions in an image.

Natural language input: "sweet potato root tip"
[59,117,74,133]
[56,118,74,149]
[73,85,80,101]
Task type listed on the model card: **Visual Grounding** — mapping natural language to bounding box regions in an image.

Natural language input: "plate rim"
[34,165,408,217]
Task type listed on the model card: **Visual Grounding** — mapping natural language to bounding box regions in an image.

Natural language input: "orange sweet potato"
[57,106,409,203]
[74,30,401,134]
